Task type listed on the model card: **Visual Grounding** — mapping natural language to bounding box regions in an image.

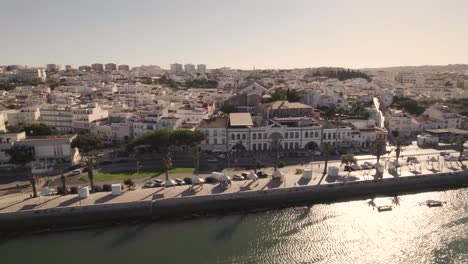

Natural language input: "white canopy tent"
[246,171,258,180]
[272,169,285,180]
[41,187,56,196]
[328,166,339,177]
[165,179,177,187]
[301,169,313,180]
[445,155,458,161]
[191,176,205,185]
[210,172,224,181]
[219,174,231,182]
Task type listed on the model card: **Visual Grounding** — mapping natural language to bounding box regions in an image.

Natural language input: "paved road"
[0,142,462,193]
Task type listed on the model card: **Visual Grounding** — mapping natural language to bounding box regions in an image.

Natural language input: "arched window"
[237,134,240,140]
[253,133,257,140]
[305,132,309,138]
[242,134,246,140]
[231,134,235,140]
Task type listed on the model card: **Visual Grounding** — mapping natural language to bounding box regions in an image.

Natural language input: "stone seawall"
[0,172,467,233]
[152,171,468,219]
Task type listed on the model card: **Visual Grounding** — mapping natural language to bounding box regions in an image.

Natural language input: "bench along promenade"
[0,157,467,233]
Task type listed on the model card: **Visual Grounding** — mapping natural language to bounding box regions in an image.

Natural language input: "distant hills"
[360,64,468,73]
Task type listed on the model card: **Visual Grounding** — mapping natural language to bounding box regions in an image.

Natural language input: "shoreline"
[0,170,467,235]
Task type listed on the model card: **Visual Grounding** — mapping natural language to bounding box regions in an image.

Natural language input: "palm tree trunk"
[61,174,68,195]
[30,176,38,198]
[88,170,94,191]
[165,168,169,181]
[322,154,328,176]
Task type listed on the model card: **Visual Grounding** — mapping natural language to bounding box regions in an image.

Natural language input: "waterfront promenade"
[0,149,466,215]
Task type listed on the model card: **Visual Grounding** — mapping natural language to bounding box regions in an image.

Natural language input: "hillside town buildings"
[0,63,467,171]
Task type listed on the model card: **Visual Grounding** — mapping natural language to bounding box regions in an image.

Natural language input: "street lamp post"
[136,161,142,174]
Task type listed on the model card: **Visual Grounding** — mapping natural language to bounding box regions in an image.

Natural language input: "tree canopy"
[185,78,218,88]
[7,124,59,136]
[311,69,371,81]
[271,89,302,102]
[220,104,236,114]
[371,140,387,163]
[71,135,103,154]
[391,97,426,116]
[130,129,205,152]
[318,102,370,120]
[4,145,35,166]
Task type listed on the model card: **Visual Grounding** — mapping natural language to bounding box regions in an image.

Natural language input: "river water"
[1,189,467,264]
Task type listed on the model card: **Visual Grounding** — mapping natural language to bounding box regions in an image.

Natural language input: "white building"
[6,107,41,127]
[184,64,196,74]
[16,135,80,168]
[39,104,73,133]
[71,103,109,133]
[198,113,367,153]
[197,64,207,74]
[0,132,26,167]
[170,63,183,74]
[46,64,63,72]
[16,68,47,82]
[385,110,415,138]
[423,105,462,129]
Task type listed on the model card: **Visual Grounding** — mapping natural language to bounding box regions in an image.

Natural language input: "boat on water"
[377,205,392,212]
[426,200,443,207]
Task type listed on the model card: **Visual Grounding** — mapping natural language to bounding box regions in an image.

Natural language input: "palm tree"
[320,142,332,177]
[341,153,357,179]
[162,152,173,181]
[82,156,96,191]
[189,146,205,176]
[394,138,403,162]
[60,174,68,195]
[270,137,282,171]
[371,140,386,163]
[456,137,466,162]
[29,175,38,198]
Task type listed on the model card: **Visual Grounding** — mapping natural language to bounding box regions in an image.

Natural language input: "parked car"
[144,180,155,188]
[183,177,193,184]
[217,154,226,159]
[70,186,78,194]
[103,184,112,192]
[93,185,103,192]
[204,176,218,183]
[175,178,185,185]
[233,174,245,181]
[360,164,370,170]
[207,158,218,162]
[99,160,113,165]
[440,152,447,156]
[257,171,268,178]
[344,164,361,171]
[241,172,248,177]
[115,158,129,163]
[311,151,321,156]
[70,169,81,176]
[154,179,165,187]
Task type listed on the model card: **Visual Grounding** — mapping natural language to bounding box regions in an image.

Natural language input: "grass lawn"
[79,167,194,182]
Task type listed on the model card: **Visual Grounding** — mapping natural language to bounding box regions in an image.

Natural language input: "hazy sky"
[1,0,467,69]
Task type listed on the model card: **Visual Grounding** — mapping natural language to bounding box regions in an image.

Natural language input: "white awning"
[247,171,258,180]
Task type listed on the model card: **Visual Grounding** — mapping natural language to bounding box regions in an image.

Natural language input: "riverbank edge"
[0,171,467,234]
